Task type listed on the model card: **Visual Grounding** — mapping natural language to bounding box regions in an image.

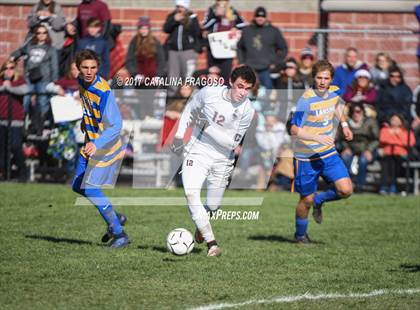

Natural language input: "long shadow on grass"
[137,245,203,254]
[25,234,97,246]
[399,264,420,273]
[248,234,325,244]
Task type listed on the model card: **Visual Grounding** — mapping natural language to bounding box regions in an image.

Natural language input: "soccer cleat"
[194,229,204,244]
[109,232,130,249]
[101,213,127,243]
[312,204,323,224]
[207,245,222,257]
[294,233,312,244]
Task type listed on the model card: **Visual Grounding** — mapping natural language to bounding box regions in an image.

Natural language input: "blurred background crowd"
[0,0,419,195]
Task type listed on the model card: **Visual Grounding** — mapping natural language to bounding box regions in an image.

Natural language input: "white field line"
[190,288,420,310]
[75,197,264,206]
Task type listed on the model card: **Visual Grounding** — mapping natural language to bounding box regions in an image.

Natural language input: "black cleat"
[294,233,312,244]
[101,213,127,243]
[109,232,130,249]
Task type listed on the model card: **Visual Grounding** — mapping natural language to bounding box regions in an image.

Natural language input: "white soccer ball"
[166,228,195,255]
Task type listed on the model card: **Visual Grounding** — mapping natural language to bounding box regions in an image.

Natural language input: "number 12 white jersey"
[175,85,255,159]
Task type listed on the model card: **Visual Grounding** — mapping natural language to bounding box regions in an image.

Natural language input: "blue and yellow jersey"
[291,86,342,160]
[78,75,125,169]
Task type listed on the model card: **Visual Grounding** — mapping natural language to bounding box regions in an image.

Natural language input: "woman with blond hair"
[0,60,29,181]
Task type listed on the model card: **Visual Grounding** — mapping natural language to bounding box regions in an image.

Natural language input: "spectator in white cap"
[343,69,377,107]
[298,46,315,89]
[332,47,369,96]
[163,0,201,97]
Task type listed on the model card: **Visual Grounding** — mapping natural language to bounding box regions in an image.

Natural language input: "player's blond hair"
[312,60,335,78]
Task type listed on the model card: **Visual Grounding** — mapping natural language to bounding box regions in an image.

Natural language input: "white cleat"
[207,245,222,257]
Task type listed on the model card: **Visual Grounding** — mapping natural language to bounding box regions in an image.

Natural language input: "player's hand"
[363,150,373,162]
[315,135,334,146]
[84,142,97,157]
[191,108,209,131]
[171,138,184,156]
[342,127,353,141]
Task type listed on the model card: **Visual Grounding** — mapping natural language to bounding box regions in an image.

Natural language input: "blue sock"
[314,188,340,207]
[295,216,308,237]
[84,188,123,235]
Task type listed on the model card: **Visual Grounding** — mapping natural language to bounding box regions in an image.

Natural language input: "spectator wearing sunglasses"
[10,24,58,135]
[376,66,413,125]
[0,60,29,181]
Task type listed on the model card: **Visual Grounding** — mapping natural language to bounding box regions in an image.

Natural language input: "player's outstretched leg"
[72,169,129,248]
[295,194,313,244]
[312,178,353,224]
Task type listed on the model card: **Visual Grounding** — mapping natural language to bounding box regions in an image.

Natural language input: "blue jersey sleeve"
[94,90,122,149]
[291,97,308,128]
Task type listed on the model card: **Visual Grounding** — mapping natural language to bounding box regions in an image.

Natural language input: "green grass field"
[0,183,419,309]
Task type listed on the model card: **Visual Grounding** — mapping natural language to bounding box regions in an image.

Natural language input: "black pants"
[380,155,402,187]
[0,125,25,179]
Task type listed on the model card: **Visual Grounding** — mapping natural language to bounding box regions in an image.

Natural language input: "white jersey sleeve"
[204,101,255,150]
[174,88,205,139]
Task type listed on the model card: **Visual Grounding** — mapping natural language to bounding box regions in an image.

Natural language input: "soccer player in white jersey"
[171,65,257,257]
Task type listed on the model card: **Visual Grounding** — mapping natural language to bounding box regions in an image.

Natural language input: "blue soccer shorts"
[293,152,350,197]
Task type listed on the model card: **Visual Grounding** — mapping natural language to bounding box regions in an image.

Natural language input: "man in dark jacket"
[237,6,288,89]
[163,0,201,96]
[376,66,413,125]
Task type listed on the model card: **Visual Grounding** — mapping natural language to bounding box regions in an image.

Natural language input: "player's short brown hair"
[312,59,335,78]
[75,49,101,69]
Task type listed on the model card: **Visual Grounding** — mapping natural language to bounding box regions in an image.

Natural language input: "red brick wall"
[1,5,418,88]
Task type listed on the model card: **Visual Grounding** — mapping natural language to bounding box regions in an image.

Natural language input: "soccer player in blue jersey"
[71,49,129,248]
[289,60,353,243]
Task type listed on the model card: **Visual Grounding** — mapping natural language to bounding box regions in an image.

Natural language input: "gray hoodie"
[11,43,59,83]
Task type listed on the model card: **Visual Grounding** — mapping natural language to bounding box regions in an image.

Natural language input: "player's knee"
[337,185,353,198]
[184,189,200,205]
[301,195,314,207]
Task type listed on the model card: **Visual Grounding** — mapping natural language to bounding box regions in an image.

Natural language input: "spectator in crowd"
[0,60,29,181]
[77,18,110,79]
[45,62,81,175]
[192,66,222,89]
[376,66,413,125]
[340,102,379,191]
[298,47,315,89]
[126,17,166,85]
[255,113,290,189]
[378,113,415,194]
[75,0,111,39]
[343,69,377,107]
[11,24,59,135]
[237,6,288,89]
[416,4,420,73]
[47,61,79,96]
[410,86,420,159]
[332,47,369,95]
[163,0,201,97]
[273,57,305,122]
[59,22,78,78]
[27,0,66,49]
[202,0,246,83]
[160,84,194,149]
[370,52,393,88]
